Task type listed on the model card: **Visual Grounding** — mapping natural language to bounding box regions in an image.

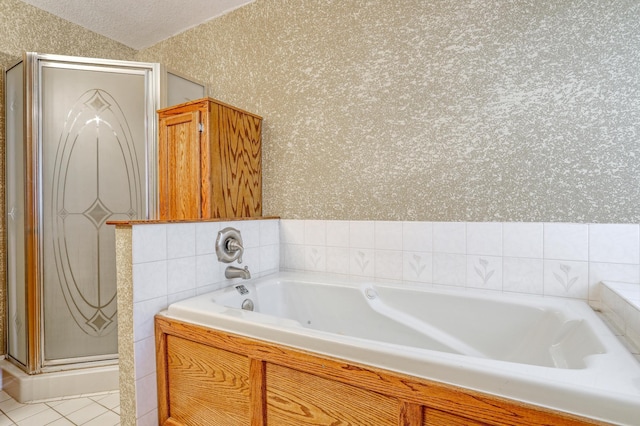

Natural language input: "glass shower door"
[39,62,150,365]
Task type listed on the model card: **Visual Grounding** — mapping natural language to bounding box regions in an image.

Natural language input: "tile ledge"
[602,280,640,308]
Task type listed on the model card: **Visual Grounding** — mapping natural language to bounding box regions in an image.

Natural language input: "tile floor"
[0,390,120,426]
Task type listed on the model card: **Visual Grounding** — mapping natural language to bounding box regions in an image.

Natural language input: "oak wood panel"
[158,110,202,220]
[165,335,251,425]
[157,98,262,220]
[400,401,424,425]
[249,359,266,426]
[208,102,262,218]
[266,363,397,425]
[155,315,606,426]
[424,407,489,425]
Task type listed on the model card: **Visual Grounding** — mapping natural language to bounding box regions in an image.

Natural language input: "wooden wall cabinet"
[158,98,262,220]
[155,315,602,426]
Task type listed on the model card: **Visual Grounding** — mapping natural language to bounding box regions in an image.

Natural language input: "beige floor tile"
[14,407,61,426]
[46,419,75,426]
[90,393,119,411]
[65,402,108,425]
[81,410,120,426]
[48,398,93,417]
[0,398,24,415]
[0,412,15,426]
[4,403,48,423]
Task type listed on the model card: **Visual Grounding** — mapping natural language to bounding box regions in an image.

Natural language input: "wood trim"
[399,401,423,426]
[158,97,262,120]
[155,319,171,424]
[249,358,266,426]
[155,316,605,426]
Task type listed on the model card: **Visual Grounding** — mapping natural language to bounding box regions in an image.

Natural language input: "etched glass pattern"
[42,66,146,362]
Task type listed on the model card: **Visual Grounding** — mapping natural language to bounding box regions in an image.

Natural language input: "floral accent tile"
[305,245,326,272]
[350,248,374,277]
[403,252,433,283]
[467,255,502,290]
[543,260,588,299]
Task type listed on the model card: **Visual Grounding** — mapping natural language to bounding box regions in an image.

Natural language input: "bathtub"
[163,272,640,425]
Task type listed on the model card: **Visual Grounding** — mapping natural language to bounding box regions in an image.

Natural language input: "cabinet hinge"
[198,122,204,133]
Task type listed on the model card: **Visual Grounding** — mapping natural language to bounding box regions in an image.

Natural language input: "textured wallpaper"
[0,0,135,61]
[138,0,640,223]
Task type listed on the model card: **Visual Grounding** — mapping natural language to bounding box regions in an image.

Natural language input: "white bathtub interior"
[165,272,640,426]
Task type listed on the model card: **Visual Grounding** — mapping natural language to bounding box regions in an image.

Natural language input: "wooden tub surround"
[155,315,605,426]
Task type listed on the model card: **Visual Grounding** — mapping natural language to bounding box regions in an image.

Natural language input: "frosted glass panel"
[41,65,147,362]
[5,62,27,365]
[167,71,205,106]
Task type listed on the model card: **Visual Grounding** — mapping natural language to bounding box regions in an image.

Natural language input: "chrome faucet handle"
[216,227,244,263]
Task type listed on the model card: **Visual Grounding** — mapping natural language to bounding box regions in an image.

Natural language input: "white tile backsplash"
[432,253,466,287]
[132,260,167,303]
[350,221,375,248]
[503,257,544,295]
[403,251,433,283]
[589,224,640,264]
[433,222,466,254]
[375,221,403,251]
[132,224,167,263]
[350,248,375,277]
[543,223,589,261]
[402,221,432,252]
[167,257,196,294]
[195,222,220,255]
[279,219,640,303]
[503,222,543,258]
[167,223,196,259]
[467,255,502,290]
[467,222,502,256]
[374,249,403,281]
[326,221,350,247]
[129,218,280,425]
[543,260,589,299]
[128,217,640,425]
[304,220,326,246]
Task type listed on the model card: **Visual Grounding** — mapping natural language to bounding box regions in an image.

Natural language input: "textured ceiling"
[20,0,254,50]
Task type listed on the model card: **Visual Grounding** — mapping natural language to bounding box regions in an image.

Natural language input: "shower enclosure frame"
[7,52,160,374]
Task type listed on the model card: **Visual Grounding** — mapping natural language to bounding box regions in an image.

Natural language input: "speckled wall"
[0,0,135,358]
[138,0,640,223]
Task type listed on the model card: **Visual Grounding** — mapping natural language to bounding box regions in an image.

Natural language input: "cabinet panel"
[207,103,262,218]
[266,363,397,426]
[158,98,262,220]
[166,335,251,425]
[158,110,202,220]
